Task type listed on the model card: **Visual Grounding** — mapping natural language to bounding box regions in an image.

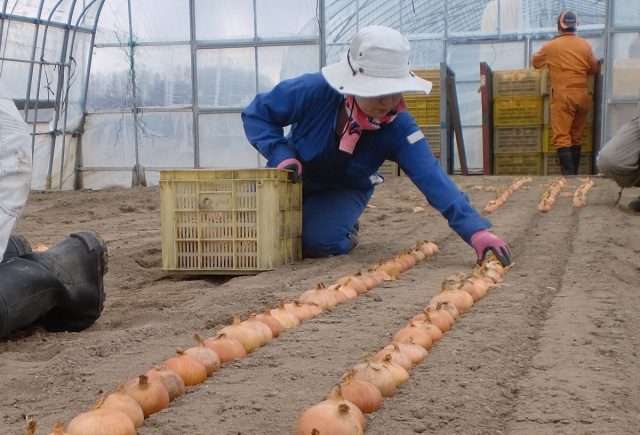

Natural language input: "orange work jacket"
[532,33,598,89]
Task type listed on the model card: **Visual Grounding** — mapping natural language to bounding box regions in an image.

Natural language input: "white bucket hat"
[322,25,432,98]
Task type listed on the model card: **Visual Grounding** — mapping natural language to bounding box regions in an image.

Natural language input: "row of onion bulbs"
[26,240,440,435]
[483,176,533,214]
[295,253,510,434]
[572,177,594,208]
[538,177,568,213]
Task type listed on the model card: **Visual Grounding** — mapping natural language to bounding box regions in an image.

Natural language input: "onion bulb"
[326,283,349,304]
[67,395,136,435]
[101,386,145,428]
[379,354,410,385]
[375,343,413,371]
[296,387,365,435]
[298,282,338,310]
[335,275,368,295]
[255,306,285,337]
[219,314,263,352]
[335,282,358,300]
[283,299,322,321]
[123,374,170,418]
[203,332,246,363]
[393,321,433,350]
[353,270,378,290]
[185,334,221,375]
[351,358,397,397]
[429,282,474,314]
[144,364,186,401]
[415,320,444,343]
[375,259,402,277]
[432,301,460,321]
[412,307,450,333]
[365,268,391,286]
[163,349,208,386]
[270,298,301,328]
[417,240,439,256]
[339,370,383,414]
[241,314,273,347]
[390,339,428,365]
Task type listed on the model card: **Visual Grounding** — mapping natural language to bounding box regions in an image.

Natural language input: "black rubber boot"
[1,235,32,262]
[629,197,640,213]
[557,147,576,175]
[0,231,108,338]
[571,145,582,174]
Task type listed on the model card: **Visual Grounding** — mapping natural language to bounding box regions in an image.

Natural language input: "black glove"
[277,159,302,184]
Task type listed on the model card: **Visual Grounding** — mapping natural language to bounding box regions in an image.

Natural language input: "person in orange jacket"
[532,11,599,175]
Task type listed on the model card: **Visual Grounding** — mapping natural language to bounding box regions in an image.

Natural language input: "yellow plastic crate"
[378,160,400,177]
[404,95,440,125]
[542,125,593,153]
[493,96,544,126]
[410,69,441,96]
[493,126,543,154]
[419,124,441,157]
[160,169,302,275]
[493,69,544,97]
[543,152,593,175]
[493,153,542,175]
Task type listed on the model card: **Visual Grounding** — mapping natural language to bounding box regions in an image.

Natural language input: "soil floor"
[1,175,639,435]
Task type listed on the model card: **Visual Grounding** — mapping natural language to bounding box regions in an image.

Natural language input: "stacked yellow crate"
[405,69,441,158]
[376,70,440,177]
[492,69,545,175]
[542,75,594,175]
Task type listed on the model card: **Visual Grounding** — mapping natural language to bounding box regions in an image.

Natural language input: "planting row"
[25,240,441,434]
[482,176,596,215]
[296,254,510,434]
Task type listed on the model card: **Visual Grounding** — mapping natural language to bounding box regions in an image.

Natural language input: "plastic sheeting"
[5,0,638,189]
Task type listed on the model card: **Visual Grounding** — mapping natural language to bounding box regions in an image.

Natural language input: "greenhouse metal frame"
[0,0,638,190]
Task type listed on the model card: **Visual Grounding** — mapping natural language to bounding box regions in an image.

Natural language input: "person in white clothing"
[0,81,109,339]
[0,81,32,260]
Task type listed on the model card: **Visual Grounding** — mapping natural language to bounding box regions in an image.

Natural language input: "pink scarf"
[338,96,407,154]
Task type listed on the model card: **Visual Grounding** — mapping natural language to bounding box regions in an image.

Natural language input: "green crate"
[493,69,544,97]
[493,96,544,126]
[493,126,543,154]
[160,169,302,275]
[543,152,593,175]
[542,125,593,153]
[493,153,542,175]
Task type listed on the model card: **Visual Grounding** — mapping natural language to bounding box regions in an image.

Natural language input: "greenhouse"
[1,1,640,434]
[0,0,637,189]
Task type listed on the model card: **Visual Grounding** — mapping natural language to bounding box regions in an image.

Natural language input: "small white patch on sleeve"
[407,130,424,144]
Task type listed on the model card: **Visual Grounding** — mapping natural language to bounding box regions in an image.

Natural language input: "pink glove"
[470,229,512,266]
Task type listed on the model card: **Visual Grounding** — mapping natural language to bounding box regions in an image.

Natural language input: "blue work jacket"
[241,72,491,243]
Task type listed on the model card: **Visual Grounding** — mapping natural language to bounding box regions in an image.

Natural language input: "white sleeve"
[0,82,32,258]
